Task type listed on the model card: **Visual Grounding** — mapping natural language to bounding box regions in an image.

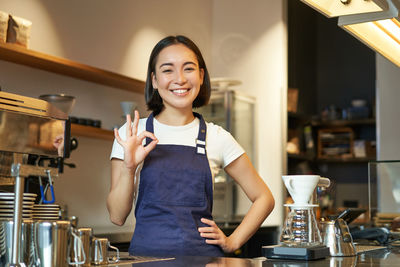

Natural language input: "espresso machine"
[262,175,331,260]
[0,91,71,266]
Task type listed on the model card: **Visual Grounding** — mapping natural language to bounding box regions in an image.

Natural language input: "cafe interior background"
[0,0,400,249]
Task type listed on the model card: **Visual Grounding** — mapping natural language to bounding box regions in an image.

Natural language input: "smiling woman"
[107,35,275,258]
[151,44,204,124]
[144,36,211,120]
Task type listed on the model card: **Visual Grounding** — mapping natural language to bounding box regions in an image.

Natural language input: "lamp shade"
[301,0,388,18]
[339,0,400,66]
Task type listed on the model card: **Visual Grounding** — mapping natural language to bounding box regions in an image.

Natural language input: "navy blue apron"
[129,112,224,257]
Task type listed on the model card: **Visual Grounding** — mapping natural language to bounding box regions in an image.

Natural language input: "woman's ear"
[151,72,158,89]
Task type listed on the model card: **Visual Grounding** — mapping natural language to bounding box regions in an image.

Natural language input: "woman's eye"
[184,67,195,72]
[162,69,172,73]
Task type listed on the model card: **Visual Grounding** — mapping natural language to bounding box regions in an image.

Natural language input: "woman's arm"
[198,153,275,252]
[107,111,158,226]
[107,158,137,226]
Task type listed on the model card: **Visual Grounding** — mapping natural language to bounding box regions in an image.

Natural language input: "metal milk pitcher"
[34,220,85,267]
[70,227,92,266]
[0,219,34,266]
[91,237,119,265]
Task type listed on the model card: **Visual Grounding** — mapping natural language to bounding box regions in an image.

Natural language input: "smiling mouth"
[171,88,190,95]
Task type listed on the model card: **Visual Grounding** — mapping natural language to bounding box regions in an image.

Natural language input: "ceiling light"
[301,0,389,17]
[339,0,400,66]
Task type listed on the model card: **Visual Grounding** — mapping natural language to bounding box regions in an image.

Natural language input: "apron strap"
[145,112,155,146]
[194,112,207,155]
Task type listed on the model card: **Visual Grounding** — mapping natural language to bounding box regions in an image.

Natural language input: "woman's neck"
[155,108,195,126]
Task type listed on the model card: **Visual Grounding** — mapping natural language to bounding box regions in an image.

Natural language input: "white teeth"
[172,89,188,94]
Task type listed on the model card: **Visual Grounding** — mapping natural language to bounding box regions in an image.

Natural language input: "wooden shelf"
[71,124,114,141]
[288,112,313,121]
[0,42,145,94]
[316,157,376,163]
[311,118,376,127]
[287,153,314,161]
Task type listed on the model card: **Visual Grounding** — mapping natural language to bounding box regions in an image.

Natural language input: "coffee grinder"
[262,175,331,260]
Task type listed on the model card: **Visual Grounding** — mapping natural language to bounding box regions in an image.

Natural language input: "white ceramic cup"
[282,175,320,205]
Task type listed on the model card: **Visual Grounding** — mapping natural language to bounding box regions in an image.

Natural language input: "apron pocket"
[145,168,207,207]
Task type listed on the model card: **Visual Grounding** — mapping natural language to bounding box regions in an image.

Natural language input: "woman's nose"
[175,70,187,84]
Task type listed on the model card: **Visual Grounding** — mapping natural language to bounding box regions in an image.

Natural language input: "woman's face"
[152,43,204,113]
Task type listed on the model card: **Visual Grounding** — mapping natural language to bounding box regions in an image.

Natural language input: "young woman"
[107,35,274,257]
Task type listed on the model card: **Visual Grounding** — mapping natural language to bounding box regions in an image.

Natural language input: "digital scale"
[262,244,330,260]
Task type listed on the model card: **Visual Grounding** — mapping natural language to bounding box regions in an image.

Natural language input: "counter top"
[106,245,400,266]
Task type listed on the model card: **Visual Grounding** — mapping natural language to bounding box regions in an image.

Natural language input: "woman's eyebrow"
[159,62,173,68]
[183,61,197,66]
[159,61,197,68]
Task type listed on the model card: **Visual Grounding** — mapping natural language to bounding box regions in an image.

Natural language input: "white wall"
[0,0,285,236]
[376,54,400,212]
[211,0,286,226]
[376,55,400,161]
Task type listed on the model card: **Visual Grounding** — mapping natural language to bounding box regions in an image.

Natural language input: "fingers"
[137,131,158,155]
[132,110,140,136]
[144,139,158,155]
[205,239,220,245]
[200,218,216,226]
[198,226,214,233]
[198,218,226,246]
[137,131,158,144]
[199,232,219,239]
[114,128,124,145]
[125,114,132,137]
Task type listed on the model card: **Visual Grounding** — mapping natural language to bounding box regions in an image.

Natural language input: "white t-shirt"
[110,116,245,202]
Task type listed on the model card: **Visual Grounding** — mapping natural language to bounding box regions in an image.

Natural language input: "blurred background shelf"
[71,124,114,141]
[287,153,315,161]
[316,157,376,163]
[311,118,376,127]
[0,42,145,94]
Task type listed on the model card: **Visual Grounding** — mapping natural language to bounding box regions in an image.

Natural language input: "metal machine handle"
[39,170,56,204]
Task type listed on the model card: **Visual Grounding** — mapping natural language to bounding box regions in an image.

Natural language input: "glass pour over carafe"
[280,206,322,247]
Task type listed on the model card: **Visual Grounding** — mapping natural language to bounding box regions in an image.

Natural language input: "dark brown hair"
[144,35,211,115]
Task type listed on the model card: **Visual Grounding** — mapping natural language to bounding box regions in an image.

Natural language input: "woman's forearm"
[227,192,274,250]
[107,159,137,226]
[223,154,275,251]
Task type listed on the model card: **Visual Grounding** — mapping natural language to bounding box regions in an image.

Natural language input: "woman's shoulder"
[205,121,228,133]
[205,121,233,139]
